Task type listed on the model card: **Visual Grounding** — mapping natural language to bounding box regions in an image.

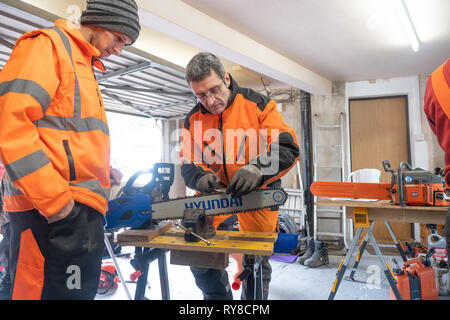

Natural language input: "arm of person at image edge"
[423,59,450,186]
[0,31,90,224]
[179,98,300,195]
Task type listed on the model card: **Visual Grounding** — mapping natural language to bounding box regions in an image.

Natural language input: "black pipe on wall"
[300,90,314,237]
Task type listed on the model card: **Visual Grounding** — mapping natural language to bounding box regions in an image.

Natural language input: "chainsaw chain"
[152,187,288,221]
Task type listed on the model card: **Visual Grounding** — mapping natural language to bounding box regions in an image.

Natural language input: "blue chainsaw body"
[105,192,152,230]
[104,163,174,230]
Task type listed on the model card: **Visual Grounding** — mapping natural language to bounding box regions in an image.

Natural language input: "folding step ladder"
[312,113,348,249]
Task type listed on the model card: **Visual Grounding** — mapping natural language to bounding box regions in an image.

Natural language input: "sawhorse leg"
[384,220,408,262]
[348,220,407,281]
[158,252,170,300]
[348,224,373,281]
[365,224,402,300]
[133,247,170,300]
[328,221,402,300]
[328,227,364,300]
[104,233,132,300]
[243,255,264,300]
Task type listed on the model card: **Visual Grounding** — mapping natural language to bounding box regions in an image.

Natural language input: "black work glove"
[227,165,263,197]
[196,173,220,193]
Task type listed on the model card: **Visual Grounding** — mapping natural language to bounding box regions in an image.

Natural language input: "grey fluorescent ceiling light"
[391,0,420,52]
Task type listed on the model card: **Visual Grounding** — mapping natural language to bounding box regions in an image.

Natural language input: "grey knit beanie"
[80,0,141,45]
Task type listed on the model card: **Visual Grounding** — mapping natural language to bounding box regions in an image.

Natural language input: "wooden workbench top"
[315,199,448,224]
[117,225,278,256]
[315,199,448,211]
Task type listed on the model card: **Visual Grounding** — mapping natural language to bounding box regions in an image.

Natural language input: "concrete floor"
[95,246,449,301]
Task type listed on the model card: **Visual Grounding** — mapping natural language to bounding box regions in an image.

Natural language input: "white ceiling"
[181,0,450,82]
[3,0,448,97]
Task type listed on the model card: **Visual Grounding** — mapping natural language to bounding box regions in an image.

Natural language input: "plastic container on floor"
[273,232,300,254]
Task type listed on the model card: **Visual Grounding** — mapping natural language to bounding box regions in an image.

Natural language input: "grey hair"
[185,52,226,84]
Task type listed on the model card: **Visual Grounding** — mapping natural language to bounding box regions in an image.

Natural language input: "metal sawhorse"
[328,209,405,300]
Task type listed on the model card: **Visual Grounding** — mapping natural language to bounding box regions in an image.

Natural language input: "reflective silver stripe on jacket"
[3,177,110,200]
[35,115,109,135]
[33,27,109,136]
[0,79,52,114]
[4,149,51,182]
[69,180,110,201]
[3,178,24,196]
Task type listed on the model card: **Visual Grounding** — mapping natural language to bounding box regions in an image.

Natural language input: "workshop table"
[316,199,447,224]
[116,222,278,300]
[315,199,447,300]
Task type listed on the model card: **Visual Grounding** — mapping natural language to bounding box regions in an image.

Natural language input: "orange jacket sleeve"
[0,33,73,216]
[250,99,300,186]
[424,59,450,185]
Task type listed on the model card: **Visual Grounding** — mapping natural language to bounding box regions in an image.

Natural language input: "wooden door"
[349,96,413,244]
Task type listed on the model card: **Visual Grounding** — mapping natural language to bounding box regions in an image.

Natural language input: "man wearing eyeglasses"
[180,52,300,300]
[0,0,140,299]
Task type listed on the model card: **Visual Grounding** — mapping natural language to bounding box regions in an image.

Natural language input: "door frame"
[344,76,426,242]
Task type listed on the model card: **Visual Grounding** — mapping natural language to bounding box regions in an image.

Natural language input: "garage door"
[0,1,196,120]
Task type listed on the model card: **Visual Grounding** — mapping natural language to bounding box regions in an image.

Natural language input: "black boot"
[0,272,11,300]
[298,237,314,265]
[304,240,329,268]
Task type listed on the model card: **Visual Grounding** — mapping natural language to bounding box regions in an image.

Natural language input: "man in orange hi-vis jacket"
[424,58,450,267]
[179,52,300,300]
[0,0,140,300]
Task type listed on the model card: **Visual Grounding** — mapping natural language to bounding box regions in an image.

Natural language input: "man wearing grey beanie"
[79,0,141,58]
[0,0,140,300]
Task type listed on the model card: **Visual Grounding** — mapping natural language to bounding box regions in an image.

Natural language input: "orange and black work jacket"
[0,19,111,217]
[180,75,299,231]
[424,59,450,186]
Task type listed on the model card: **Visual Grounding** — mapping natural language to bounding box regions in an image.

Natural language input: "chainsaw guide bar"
[151,188,288,221]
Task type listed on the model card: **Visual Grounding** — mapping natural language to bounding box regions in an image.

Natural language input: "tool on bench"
[311,160,449,206]
[175,221,211,245]
[105,163,288,241]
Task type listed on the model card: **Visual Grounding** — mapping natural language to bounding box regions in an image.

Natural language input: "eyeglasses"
[110,30,132,46]
[194,83,226,102]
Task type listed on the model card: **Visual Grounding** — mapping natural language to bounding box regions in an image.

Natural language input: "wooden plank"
[358,207,446,225]
[316,199,448,211]
[163,227,278,243]
[170,250,229,269]
[119,236,274,256]
[117,222,172,242]
[218,230,278,242]
[315,200,447,224]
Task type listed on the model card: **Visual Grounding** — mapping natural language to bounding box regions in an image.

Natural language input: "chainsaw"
[104,163,288,240]
[310,160,449,206]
